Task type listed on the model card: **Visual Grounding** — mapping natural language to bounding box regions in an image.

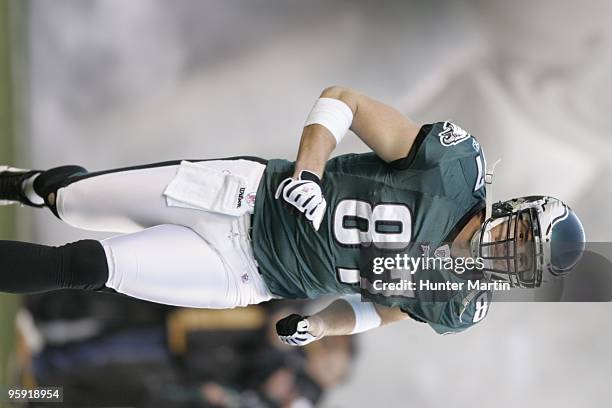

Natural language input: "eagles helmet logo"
[438,121,471,147]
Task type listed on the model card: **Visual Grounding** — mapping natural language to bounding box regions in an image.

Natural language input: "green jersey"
[252,122,491,334]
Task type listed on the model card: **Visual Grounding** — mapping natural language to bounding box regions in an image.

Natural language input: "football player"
[0,86,585,345]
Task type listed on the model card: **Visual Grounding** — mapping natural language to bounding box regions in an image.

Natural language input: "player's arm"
[276,86,421,230]
[293,85,422,177]
[276,295,409,346]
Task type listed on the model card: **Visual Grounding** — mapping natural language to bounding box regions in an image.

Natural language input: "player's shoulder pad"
[437,121,471,147]
[436,121,483,160]
[427,289,492,335]
[437,121,486,197]
[458,289,491,327]
[397,286,492,334]
[389,121,481,170]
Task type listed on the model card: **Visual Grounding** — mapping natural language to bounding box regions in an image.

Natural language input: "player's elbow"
[374,304,411,325]
[320,85,358,112]
[321,85,351,98]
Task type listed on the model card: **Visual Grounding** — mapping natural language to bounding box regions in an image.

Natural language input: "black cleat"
[0,166,44,207]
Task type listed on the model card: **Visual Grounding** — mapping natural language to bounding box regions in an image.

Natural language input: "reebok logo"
[236,187,246,208]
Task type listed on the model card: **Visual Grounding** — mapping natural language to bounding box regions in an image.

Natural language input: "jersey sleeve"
[400,289,492,335]
[389,121,487,200]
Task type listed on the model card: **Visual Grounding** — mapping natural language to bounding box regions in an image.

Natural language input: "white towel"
[164,160,253,216]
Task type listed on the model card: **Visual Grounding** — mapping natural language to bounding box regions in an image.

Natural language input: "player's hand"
[276,314,319,346]
[274,170,327,231]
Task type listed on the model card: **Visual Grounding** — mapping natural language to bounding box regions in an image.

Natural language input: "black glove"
[276,313,319,346]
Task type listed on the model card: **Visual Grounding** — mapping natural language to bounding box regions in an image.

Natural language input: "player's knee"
[56,240,109,291]
[33,165,88,219]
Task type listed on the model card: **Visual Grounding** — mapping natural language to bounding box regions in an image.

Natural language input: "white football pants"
[55,159,275,308]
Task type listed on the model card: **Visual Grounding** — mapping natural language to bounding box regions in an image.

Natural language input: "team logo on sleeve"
[438,122,471,146]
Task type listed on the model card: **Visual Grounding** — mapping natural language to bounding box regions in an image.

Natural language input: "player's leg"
[101,223,273,308]
[0,165,52,207]
[0,157,266,234]
[0,238,108,294]
[0,222,274,308]
[46,162,202,233]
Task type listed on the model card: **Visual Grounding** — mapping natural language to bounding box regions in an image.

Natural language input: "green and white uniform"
[252,122,491,334]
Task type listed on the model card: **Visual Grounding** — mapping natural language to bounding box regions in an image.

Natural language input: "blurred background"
[1,0,611,406]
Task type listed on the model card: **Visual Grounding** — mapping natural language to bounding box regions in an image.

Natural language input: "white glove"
[275,170,327,231]
[276,314,319,346]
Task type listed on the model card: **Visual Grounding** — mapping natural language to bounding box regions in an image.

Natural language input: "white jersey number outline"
[333,199,412,284]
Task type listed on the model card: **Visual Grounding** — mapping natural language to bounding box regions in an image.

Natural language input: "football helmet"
[473,196,586,288]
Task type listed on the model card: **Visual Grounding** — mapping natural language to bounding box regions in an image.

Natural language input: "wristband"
[304,97,353,145]
[342,294,382,334]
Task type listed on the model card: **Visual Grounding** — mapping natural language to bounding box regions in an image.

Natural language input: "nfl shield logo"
[246,192,256,208]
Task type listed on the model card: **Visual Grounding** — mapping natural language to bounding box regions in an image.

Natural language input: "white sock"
[21,173,44,205]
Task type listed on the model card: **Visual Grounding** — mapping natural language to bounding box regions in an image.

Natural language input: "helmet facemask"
[476,206,543,288]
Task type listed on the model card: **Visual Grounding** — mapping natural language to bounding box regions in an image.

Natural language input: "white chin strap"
[484,159,502,220]
[471,158,502,259]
